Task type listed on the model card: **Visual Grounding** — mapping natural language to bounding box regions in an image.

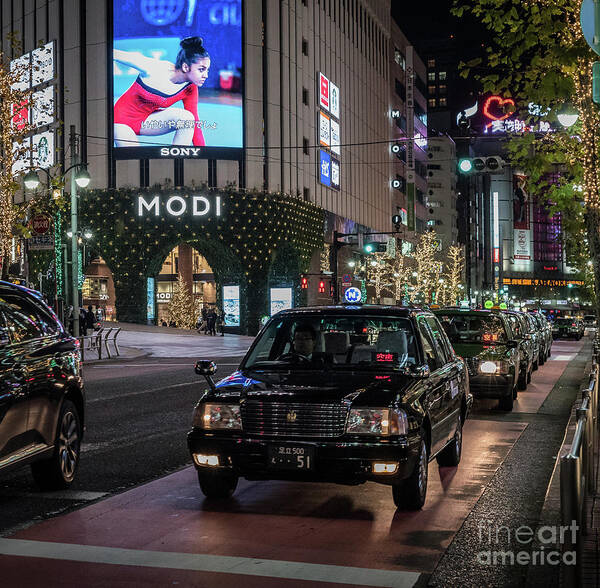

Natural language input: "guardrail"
[560,342,599,586]
[77,326,122,361]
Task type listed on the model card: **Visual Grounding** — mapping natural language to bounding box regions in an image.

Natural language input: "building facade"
[3,0,418,332]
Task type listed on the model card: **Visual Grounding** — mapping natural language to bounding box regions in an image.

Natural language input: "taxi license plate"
[268,444,314,470]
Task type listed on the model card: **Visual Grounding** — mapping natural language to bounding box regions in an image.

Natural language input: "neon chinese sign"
[482,95,552,134]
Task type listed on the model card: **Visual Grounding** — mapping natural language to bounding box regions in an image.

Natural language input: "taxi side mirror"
[507,340,518,349]
[195,360,217,392]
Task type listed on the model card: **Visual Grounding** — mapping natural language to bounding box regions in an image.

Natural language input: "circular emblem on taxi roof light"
[344,287,362,303]
[480,361,498,374]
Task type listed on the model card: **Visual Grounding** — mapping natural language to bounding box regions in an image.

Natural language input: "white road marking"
[0,539,420,588]
[19,491,108,501]
[549,355,576,361]
[87,381,199,404]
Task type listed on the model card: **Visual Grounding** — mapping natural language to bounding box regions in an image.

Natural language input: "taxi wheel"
[539,352,545,366]
[197,471,238,499]
[517,370,527,391]
[31,400,81,490]
[393,438,428,510]
[499,392,514,411]
[513,386,518,399]
[527,368,532,384]
[436,419,462,467]
[533,358,539,371]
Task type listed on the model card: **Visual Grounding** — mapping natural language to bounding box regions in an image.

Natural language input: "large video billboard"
[112,0,243,160]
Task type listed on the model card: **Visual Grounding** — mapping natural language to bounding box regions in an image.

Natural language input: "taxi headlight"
[193,403,242,430]
[346,408,408,436]
[479,360,511,375]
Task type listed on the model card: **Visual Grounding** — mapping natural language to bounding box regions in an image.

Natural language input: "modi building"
[4,0,415,333]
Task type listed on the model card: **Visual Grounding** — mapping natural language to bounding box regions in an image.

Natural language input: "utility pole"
[70,125,80,337]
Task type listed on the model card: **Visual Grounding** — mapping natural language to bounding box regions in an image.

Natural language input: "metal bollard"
[561,455,582,588]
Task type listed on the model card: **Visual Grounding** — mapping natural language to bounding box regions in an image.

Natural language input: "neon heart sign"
[483,95,516,122]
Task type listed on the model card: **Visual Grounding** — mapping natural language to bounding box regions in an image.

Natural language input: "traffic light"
[301,276,308,289]
[363,242,387,254]
[318,280,326,293]
[330,282,335,297]
[458,156,505,174]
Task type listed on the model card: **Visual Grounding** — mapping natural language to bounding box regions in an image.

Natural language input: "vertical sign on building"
[317,72,340,190]
[513,173,531,260]
[319,73,330,111]
[492,191,501,291]
[406,47,416,231]
[147,277,155,321]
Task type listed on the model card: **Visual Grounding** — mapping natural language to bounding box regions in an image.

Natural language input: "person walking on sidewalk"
[207,307,217,336]
[217,307,225,336]
[201,306,208,335]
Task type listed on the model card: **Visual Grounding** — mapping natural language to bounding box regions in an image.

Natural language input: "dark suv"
[188,306,471,510]
[433,309,519,411]
[0,282,84,489]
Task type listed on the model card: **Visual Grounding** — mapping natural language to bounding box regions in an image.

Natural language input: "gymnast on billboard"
[113,37,209,147]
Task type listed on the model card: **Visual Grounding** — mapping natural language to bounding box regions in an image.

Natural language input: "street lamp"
[557,103,579,129]
[24,127,91,337]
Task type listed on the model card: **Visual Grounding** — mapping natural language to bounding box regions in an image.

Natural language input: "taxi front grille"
[465,358,479,376]
[240,401,348,438]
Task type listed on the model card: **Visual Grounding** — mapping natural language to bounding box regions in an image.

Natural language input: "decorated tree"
[0,46,38,278]
[366,252,389,302]
[441,245,465,306]
[167,274,197,329]
[386,251,413,304]
[453,0,599,310]
[413,231,441,305]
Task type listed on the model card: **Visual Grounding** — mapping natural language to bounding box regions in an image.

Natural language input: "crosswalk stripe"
[0,538,421,587]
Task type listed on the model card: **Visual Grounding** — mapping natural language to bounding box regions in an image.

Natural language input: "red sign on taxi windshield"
[482,333,499,342]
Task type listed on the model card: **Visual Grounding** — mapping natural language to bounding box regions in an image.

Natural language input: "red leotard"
[114,76,205,146]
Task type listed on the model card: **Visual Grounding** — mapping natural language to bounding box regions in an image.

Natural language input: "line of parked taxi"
[433,308,553,411]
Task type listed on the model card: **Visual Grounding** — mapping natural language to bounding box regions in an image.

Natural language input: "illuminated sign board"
[482,95,552,134]
[319,73,329,110]
[330,119,340,155]
[329,82,340,119]
[270,287,293,316]
[223,285,240,326]
[319,111,330,147]
[331,158,340,190]
[136,193,222,217]
[32,131,55,169]
[31,86,55,128]
[318,150,331,187]
[147,277,155,320]
[503,278,584,287]
[112,0,243,160]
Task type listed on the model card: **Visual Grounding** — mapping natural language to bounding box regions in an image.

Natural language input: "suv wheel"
[436,418,462,467]
[31,399,81,490]
[499,392,514,411]
[392,438,428,510]
[197,471,238,499]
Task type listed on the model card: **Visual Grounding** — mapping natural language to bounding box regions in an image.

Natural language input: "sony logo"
[160,147,203,157]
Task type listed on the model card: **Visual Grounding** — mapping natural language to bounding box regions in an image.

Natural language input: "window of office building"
[428,85,436,94]
[428,72,436,82]
[428,98,437,108]
[439,71,447,81]
[438,84,447,94]
[394,47,405,69]
[439,97,447,107]
[427,58,436,68]
[533,204,563,262]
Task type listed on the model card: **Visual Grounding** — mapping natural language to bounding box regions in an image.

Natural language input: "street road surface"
[0,337,590,587]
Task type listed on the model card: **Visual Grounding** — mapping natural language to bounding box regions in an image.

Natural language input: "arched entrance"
[154,244,216,325]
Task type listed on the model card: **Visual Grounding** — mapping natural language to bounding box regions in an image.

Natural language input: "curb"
[82,346,150,365]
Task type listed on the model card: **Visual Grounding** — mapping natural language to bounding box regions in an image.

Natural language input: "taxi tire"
[197,471,238,499]
[436,419,462,467]
[518,370,527,391]
[513,386,518,399]
[527,368,532,384]
[392,438,428,510]
[499,392,514,411]
[31,400,81,490]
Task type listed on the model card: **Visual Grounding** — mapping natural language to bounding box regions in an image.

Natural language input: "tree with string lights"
[366,252,389,303]
[412,231,441,305]
[442,244,465,306]
[0,47,37,279]
[454,0,599,312]
[167,274,197,329]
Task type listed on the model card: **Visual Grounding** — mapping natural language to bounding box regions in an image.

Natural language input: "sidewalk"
[84,322,255,361]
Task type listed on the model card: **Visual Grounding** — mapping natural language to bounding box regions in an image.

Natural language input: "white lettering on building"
[136,195,223,218]
[137,195,160,216]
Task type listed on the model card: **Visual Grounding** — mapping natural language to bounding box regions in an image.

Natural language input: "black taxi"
[187,306,471,510]
[433,309,519,410]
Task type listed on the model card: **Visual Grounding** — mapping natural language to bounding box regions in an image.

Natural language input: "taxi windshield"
[243,315,418,370]
[436,314,508,344]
